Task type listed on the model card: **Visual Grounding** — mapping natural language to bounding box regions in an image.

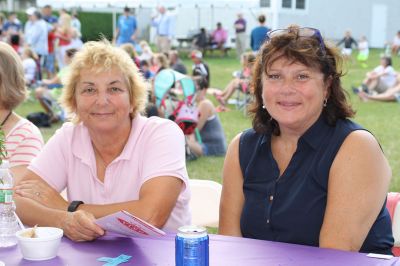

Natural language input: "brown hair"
[0,42,27,110]
[249,25,355,135]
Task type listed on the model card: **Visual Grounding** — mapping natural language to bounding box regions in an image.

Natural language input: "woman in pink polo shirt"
[15,40,191,241]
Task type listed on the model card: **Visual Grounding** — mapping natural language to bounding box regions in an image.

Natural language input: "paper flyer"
[95,210,166,237]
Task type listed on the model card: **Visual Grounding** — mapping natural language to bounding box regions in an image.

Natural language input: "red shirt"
[48,31,56,53]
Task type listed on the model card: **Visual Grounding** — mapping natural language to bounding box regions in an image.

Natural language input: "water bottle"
[0,160,18,247]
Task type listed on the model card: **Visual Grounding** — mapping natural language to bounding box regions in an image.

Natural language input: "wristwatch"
[67,201,84,212]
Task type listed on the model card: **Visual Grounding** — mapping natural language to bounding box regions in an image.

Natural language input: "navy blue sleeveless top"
[239,116,394,254]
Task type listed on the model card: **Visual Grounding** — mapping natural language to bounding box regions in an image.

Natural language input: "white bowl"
[16,227,63,261]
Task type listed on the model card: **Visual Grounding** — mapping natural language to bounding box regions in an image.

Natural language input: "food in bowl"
[20,225,37,238]
[16,227,63,261]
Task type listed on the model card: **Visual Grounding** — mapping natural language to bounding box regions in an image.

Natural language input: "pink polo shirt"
[212,28,228,44]
[29,115,191,231]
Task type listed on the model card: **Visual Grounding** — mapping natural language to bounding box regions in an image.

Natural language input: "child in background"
[357,36,369,68]
[120,43,141,68]
[10,34,21,53]
[337,30,357,60]
[21,47,38,85]
[140,60,154,80]
[138,40,153,62]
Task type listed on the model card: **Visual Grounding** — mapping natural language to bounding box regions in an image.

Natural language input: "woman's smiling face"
[262,56,329,134]
[75,67,132,133]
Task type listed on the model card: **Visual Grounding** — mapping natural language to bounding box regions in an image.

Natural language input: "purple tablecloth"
[1,233,399,266]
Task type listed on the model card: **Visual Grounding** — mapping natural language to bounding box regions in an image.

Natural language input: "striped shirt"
[5,119,44,167]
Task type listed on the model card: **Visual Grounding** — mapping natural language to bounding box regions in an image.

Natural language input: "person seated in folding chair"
[214,52,255,112]
[34,48,77,123]
[210,22,228,57]
[186,77,227,157]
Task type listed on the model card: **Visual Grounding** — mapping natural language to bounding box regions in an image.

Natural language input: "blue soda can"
[175,225,209,266]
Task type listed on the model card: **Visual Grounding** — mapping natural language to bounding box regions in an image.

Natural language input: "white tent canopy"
[36,0,265,44]
[37,0,260,9]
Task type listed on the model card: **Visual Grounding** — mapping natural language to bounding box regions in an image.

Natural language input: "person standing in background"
[234,13,247,59]
[357,36,369,68]
[41,5,58,24]
[115,7,137,47]
[250,14,270,53]
[41,5,58,78]
[71,10,82,38]
[24,8,49,80]
[151,6,175,53]
[55,13,73,69]
[337,30,358,60]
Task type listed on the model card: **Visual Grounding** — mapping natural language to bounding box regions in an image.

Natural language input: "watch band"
[67,201,84,212]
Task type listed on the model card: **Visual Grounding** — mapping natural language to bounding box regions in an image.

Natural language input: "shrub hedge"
[5,11,114,42]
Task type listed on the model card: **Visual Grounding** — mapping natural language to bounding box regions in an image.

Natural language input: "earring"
[323,98,328,107]
[262,105,266,109]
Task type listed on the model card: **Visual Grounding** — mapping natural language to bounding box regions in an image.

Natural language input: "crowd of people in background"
[1,4,400,159]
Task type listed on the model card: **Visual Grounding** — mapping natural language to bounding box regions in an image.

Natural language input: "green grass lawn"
[16,48,400,191]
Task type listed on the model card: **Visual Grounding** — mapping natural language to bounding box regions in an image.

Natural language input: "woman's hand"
[14,179,68,211]
[60,210,105,242]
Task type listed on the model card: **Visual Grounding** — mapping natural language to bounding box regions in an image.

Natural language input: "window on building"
[282,0,292,8]
[296,0,306,9]
[260,0,271,8]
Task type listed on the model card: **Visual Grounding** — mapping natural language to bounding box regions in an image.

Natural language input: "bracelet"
[67,201,84,212]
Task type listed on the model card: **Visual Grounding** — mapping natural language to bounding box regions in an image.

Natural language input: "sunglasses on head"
[267,27,326,55]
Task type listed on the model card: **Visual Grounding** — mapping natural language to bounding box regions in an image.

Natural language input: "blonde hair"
[120,43,138,58]
[0,42,27,110]
[241,52,256,67]
[139,40,149,48]
[59,13,72,34]
[154,53,169,69]
[60,40,148,123]
[23,46,38,60]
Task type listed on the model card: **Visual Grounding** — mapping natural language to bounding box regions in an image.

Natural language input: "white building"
[33,0,400,48]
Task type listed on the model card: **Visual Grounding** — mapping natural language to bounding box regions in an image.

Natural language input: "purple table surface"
[1,233,399,266]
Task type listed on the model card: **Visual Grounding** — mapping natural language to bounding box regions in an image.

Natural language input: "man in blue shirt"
[250,15,270,52]
[41,5,58,24]
[151,6,175,53]
[116,7,138,47]
[24,9,49,80]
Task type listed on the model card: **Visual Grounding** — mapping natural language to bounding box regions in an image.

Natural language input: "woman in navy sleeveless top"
[219,25,394,254]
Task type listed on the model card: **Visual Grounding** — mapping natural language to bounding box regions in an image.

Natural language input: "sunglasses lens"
[298,28,316,37]
[267,29,287,38]
[267,27,325,54]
